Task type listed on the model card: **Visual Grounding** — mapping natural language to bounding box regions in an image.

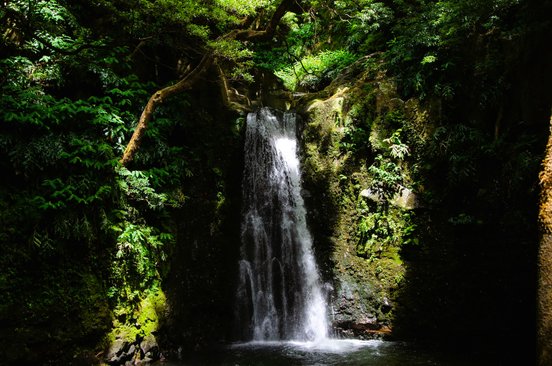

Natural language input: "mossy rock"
[108,288,167,344]
[299,67,423,337]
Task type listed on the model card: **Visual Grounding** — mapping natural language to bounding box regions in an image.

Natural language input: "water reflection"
[160,339,488,366]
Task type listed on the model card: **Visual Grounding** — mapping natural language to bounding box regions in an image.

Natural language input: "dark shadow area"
[298,111,342,284]
[158,72,244,353]
[394,2,552,363]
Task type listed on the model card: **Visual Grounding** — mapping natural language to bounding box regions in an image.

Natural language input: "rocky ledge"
[333,319,392,339]
[105,334,162,366]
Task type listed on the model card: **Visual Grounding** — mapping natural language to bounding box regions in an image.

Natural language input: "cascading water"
[235,107,329,342]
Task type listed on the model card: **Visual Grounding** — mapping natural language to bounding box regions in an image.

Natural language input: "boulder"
[125,344,136,358]
[360,188,384,203]
[390,187,417,209]
[140,333,159,358]
[106,339,130,365]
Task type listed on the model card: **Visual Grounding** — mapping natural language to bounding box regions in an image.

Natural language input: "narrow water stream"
[235,107,328,342]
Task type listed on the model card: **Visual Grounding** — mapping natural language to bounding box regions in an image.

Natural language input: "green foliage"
[368,156,403,197]
[215,0,271,16]
[209,39,254,61]
[0,0,544,360]
[275,49,358,91]
[209,39,256,82]
[0,0,190,360]
[133,0,274,34]
[356,204,415,262]
[253,12,318,72]
[338,0,394,33]
[367,122,411,199]
[335,0,394,52]
[117,167,171,209]
[254,9,361,91]
[428,124,487,186]
[113,0,280,88]
[108,214,174,303]
[384,129,410,160]
[385,0,523,98]
[358,139,416,257]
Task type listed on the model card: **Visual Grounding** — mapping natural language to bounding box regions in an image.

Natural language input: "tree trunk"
[538,113,552,366]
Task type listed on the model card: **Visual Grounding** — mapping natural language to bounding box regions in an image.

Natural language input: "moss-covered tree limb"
[226,0,296,41]
[120,52,214,166]
[538,113,552,366]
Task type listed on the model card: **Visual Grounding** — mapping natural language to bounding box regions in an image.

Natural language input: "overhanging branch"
[119,0,298,166]
[120,53,214,166]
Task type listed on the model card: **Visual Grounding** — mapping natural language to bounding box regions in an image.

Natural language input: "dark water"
[160,339,490,366]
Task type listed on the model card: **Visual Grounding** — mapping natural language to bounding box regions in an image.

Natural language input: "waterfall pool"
[158,339,490,365]
[171,108,495,365]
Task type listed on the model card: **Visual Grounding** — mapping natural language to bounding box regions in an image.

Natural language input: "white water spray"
[235,107,329,342]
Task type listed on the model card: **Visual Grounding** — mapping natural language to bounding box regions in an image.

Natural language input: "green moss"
[79,273,112,333]
[302,71,424,331]
[138,289,166,335]
[108,287,167,343]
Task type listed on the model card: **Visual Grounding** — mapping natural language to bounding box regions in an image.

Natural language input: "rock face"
[332,280,392,338]
[106,334,160,366]
[299,66,425,338]
[140,334,159,358]
[390,187,417,210]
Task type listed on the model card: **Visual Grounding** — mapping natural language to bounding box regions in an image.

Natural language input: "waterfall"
[235,107,329,342]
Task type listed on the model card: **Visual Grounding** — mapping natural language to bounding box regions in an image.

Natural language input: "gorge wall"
[2,1,551,364]
[158,27,552,358]
[294,44,551,360]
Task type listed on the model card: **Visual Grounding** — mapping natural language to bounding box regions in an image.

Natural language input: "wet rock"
[107,355,122,365]
[360,188,384,203]
[135,356,154,366]
[140,333,158,357]
[333,317,391,339]
[107,339,130,365]
[106,337,162,366]
[361,186,418,209]
[331,278,396,339]
[126,344,136,358]
[381,297,392,313]
[353,316,379,330]
[106,339,127,359]
[390,187,417,209]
